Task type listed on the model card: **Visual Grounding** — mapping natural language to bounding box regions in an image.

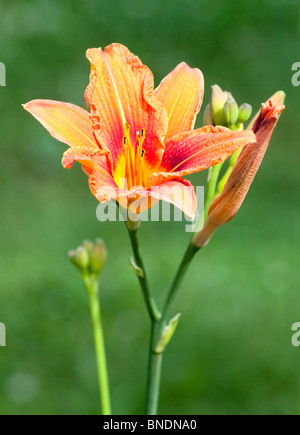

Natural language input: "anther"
[124,123,130,135]
[123,136,128,151]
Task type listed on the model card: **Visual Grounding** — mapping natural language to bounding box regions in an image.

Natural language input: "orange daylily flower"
[24,43,256,217]
[194,98,285,247]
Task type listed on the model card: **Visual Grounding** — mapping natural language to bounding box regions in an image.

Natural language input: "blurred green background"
[0,0,299,415]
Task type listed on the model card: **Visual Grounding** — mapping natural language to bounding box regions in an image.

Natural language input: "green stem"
[126,221,200,415]
[145,323,163,415]
[216,148,242,196]
[85,277,111,415]
[145,242,200,415]
[126,224,162,413]
[161,242,200,325]
[204,163,223,219]
[127,227,161,322]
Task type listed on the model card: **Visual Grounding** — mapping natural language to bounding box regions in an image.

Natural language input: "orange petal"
[154,62,204,140]
[147,126,256,186]
[149,178,197,218]
[89,166,118,200]
[62,146,109,174]
[96,178,196,217]
[62,146,116,202]
[85,43,168,167]
[95,184,152,207]
[23,100,98,149]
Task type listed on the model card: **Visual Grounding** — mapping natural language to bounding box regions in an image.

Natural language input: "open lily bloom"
[24,43,256,218]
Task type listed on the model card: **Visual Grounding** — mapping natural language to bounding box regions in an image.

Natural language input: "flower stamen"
[119,123,146,190]
[135,128,145,187]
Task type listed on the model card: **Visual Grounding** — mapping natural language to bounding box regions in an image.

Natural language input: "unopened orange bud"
[247,91,285,129]
[194,98,285,247]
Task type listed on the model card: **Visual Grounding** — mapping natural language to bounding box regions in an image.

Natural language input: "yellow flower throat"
[114,123,147,190]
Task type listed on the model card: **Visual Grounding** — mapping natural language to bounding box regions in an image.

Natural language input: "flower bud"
[130,257,144,278]
[203,104,213,125]
[89,239,107,274]
[210,85,227,125]
[69,239,108,278]
[83,239,93,254]
[223,97,239,126]
[69,246,89,271]
[194,98,285,248]
[269,90,286,107]
[238,103,252,123]
[247,91,285,129]
[155,313,181,354]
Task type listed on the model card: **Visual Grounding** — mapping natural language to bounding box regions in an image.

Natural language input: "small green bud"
[69,246,89,271]
[210,85,227,125]
[89,239,107,274]
[82,239,94,254]
[155,313,181,354]
[130,257,144,278]
[238,103,252,123]
[69,250,77,266]
[233,122,244,131]
[203,104,213,125]
[223,97,239,126]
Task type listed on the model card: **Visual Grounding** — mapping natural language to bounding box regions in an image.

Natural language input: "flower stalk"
[127,224,161,323]
[145,241,200,414]
[127,221,200,414]
[69,240,111,415]
[84,275,111,415]
[145,324,164,415]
